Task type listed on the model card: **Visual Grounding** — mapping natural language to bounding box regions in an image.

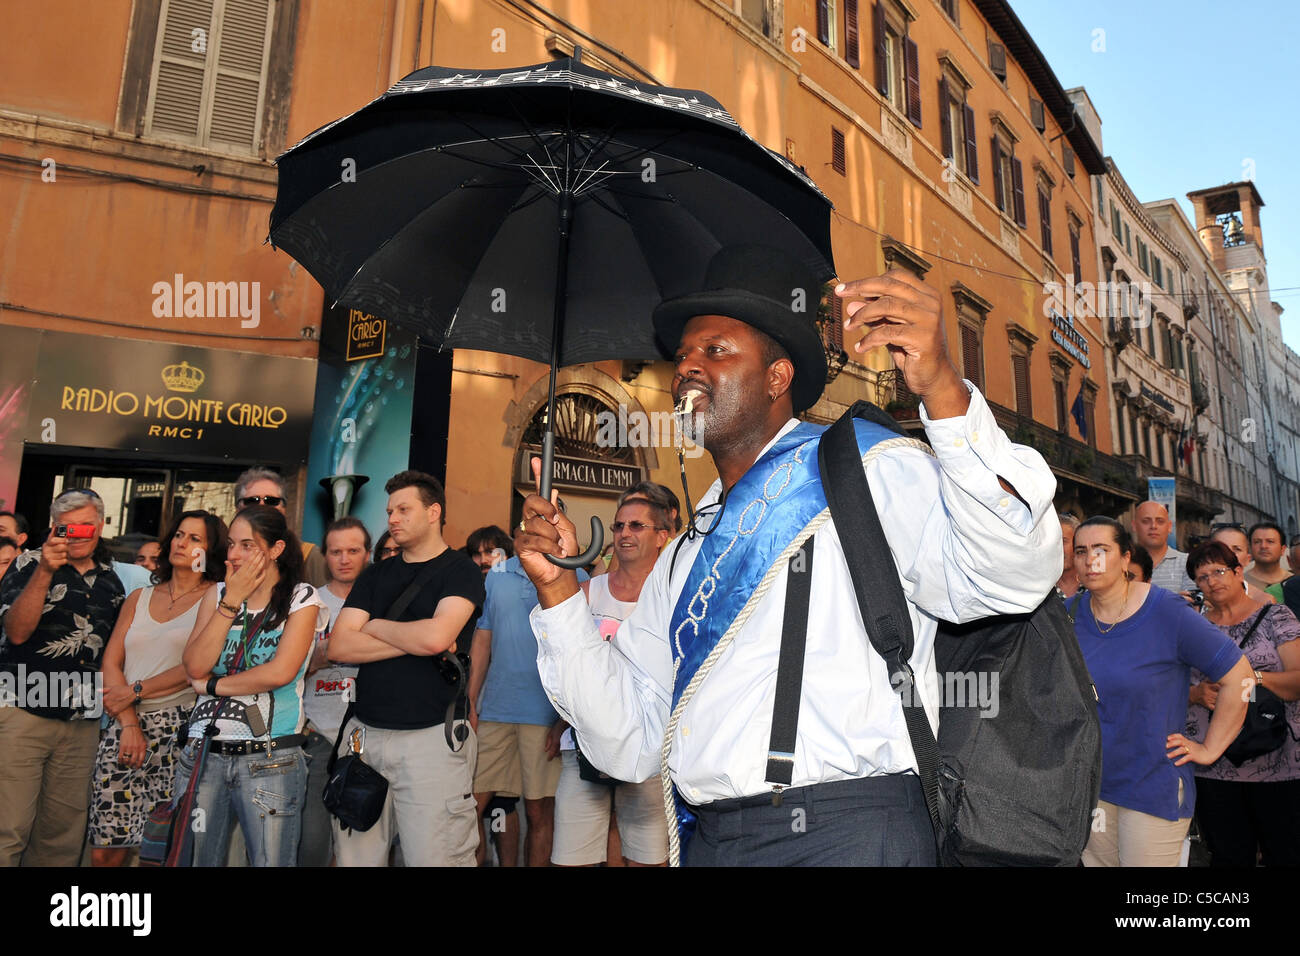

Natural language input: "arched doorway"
[510,389,651,549]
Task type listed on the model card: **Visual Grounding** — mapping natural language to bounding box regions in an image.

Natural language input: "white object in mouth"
[676,390,702,415]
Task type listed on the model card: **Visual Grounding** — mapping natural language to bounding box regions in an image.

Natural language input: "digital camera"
[55,523,97,539]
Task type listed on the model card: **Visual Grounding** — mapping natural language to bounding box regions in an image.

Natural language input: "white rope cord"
[660,435,933,866]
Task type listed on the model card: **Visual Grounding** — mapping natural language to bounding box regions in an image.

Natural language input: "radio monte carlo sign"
[25,332,316,463]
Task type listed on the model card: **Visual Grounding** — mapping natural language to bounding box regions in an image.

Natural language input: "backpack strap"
[817,400,943,839]
[764,536,815,805]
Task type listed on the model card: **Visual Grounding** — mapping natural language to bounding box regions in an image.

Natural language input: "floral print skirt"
[87,704,188,848]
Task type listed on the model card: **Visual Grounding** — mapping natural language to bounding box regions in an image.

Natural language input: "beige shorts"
[473,721,561,800]
[551,751,669,865]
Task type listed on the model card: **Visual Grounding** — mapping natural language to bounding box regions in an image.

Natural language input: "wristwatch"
[1254,669,1265,686]
[132,681,144,705]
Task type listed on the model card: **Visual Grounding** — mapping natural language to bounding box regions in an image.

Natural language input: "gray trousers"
[331,719,478,867]
[683,772,937,867]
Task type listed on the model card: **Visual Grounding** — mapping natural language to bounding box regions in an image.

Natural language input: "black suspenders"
[764,536,815,806]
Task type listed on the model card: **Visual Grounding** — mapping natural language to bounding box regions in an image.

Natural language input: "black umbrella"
[270,54,835,566]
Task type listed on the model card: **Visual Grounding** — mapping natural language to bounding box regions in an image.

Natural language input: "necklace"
[1094,579,1131,634]
[167,578,207,607]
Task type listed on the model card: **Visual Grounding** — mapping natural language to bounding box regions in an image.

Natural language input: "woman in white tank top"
[89,511,227,866]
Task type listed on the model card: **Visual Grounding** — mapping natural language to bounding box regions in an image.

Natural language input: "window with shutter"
[992,138,1004,211]
[831,127,846,175]
[1069,223,1082,282]
[146,0,273,153]
[960,323,983,389]
[963,105,979,183]
[1012,353,1031,416]
[1123,223,1131,254]
[941,0,958,23]
[1038,188,1052,256]
[1097,178,1106,217]
[1063,146,1075,178]
[818,0,831,45]
[1054,379,1068,432]
[988,41,1007,81]
[873,2,887,94]
[1029,98,1045,133]
[939,77,953,159]
[904,36,921,127]
[829,289,845,351]
[1111,204,1121,241]
[844,0,860,68]
[1084,396,1096,449]
[1010,156,1026,227]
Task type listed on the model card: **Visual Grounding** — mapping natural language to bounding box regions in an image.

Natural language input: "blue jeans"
[173,738,307,867]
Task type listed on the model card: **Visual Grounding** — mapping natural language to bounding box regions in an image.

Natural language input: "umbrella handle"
[538,431,606,570]
[546,515,604,570]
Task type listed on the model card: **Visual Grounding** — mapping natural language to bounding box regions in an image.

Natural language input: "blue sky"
[1011,1,1300,350]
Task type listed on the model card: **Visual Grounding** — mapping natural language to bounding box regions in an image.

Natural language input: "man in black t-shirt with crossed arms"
[331,470,485,866]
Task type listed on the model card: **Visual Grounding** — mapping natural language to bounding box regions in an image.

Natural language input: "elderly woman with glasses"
[1185,540,1300,867]
[1208,525,1276,608]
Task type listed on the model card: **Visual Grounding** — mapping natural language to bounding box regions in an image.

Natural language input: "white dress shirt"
[532,382,1061,805]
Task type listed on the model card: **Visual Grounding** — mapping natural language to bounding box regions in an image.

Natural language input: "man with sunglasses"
[234,467,328,587]
[0,488,125,866]
[549,496,673,867]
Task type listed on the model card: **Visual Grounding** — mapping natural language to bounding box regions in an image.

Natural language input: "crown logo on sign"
[162,361,205,393]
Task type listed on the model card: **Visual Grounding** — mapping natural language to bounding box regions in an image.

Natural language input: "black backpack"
[819,400,1101,866]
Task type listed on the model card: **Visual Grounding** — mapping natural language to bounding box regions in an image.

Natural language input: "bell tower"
[1187,181,1266,275]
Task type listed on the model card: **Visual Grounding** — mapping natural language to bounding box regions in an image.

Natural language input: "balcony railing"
[1191,370,1210,414]
[875,367,920,416]
[1108,316,1134,354]
[986,402,1143,498]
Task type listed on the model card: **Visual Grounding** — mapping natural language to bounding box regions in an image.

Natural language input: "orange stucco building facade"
[1,0,1132,552]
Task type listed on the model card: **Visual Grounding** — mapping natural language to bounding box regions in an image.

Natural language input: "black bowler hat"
[652,244,828,413]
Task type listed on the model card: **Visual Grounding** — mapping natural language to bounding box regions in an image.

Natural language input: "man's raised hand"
[837,268,969,418]
[516,457,582,606]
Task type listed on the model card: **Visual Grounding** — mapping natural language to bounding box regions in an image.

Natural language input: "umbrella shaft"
[540,188,574,501]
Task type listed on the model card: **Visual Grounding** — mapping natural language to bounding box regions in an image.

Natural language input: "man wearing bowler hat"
[517,244,1061,866]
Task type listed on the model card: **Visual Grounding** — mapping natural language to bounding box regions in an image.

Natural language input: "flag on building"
[1071,387,1087,441]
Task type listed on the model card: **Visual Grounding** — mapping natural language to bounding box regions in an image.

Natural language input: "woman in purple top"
[1185,540,1300,866]
[1070,516,1250,867]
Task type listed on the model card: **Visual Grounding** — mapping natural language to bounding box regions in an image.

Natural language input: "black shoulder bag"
[818,400,1102,866]
[1222,607,1294,766]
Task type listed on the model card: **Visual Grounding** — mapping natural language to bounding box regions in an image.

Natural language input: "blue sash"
[667,417,903,859]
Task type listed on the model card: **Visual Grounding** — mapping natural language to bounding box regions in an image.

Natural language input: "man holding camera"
[0,489,125,866]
